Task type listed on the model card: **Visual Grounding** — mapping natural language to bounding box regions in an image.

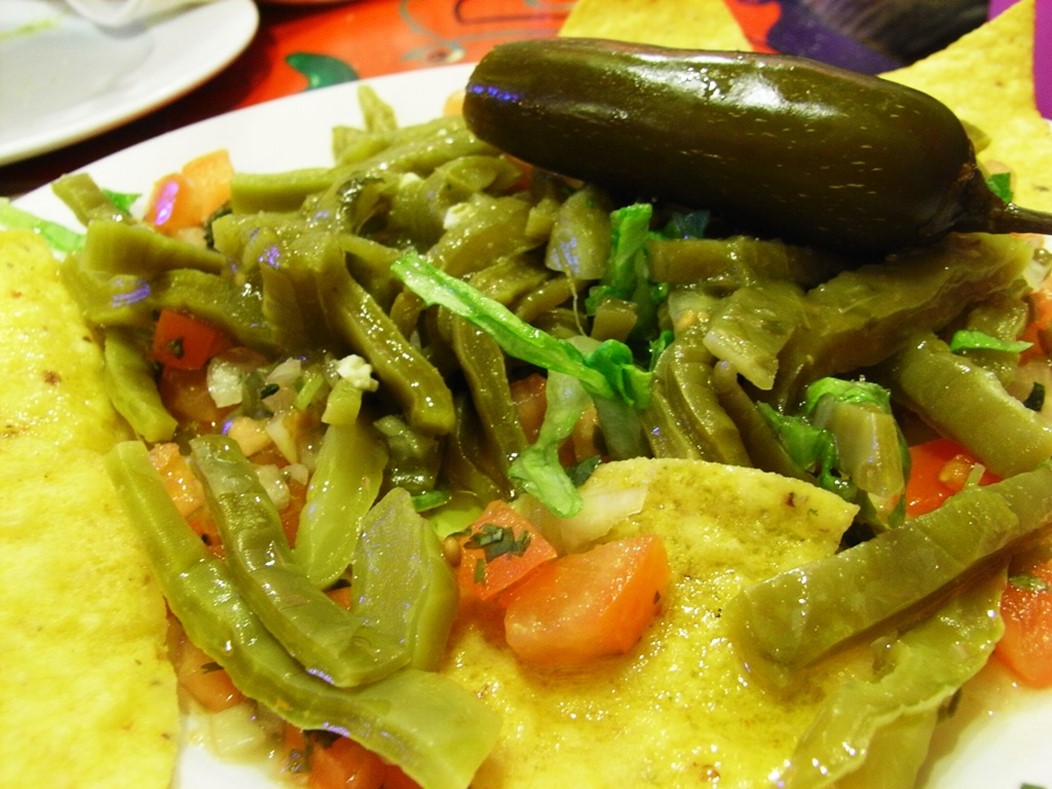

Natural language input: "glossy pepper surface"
[464,38,1052,256]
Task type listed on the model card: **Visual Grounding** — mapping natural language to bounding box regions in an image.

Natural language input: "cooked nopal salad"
[13,24,1052,789]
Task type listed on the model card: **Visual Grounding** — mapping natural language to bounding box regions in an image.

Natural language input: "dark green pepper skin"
[464,38,1052,256]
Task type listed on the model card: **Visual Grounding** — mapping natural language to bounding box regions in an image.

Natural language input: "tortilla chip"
[883,0,1052,213]
[560,0,750,50]
[444,457,865,786]
[0,230,178,789]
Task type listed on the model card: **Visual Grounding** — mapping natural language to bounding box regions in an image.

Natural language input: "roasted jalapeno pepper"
[464,38,1052,256]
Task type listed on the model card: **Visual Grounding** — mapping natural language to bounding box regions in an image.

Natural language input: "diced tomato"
[996,558,1052,687]
[283,725,312,776]
[905,437,999,518]
[380,766,422,789]
[158,366,233,432]
[144,173,195,234]
[325,583,353,611]
[181,148,234,215]
[148,442,206,517]
[145,149,233,235]
[187,508,224,558]
[282,726,410,789]
[1020,285,1052,363]
[280,475,309,547]
[171,631,243,712]
[307,733,387,789]
[510,373,547,443]
[456,500,557,605]
[502,533,670,666]
[151,308,232,371]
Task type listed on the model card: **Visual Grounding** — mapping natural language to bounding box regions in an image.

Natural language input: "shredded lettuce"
[102,189,141,215]
[584,203,668,341]
[0,198,84,252]
[508,371,592,517]
[391,252,655,514]
[585,203,652,312]
[758,403,851,495]
[949,327,1032,354]
[760,377,908,528]
[391,252,652,409]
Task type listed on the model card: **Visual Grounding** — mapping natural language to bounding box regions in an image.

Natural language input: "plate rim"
[0,0,259,166]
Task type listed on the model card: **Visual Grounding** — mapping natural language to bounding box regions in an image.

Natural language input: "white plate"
[12,64,1052,788]
[0,0,258,166]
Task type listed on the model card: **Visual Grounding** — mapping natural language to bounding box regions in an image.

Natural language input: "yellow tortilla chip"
[883,0,1052,213]
[560,0,750,50]
[0,230,178,789]
[0,231,129,452]
[443,458,865,786]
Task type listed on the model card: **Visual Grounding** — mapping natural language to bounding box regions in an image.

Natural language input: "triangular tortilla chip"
[560,0,751,50]
[883,0,1052,213]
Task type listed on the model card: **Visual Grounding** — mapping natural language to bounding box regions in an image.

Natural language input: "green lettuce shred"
[508,371,592,517]
[0,198,84,252]
[759,377,908,528]
[391,252,652,409]
[585,203,668,340]
[949,328,1032,354]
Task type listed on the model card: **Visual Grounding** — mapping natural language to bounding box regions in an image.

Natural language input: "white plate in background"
[0,0,258,165]
[12,63,1052,789]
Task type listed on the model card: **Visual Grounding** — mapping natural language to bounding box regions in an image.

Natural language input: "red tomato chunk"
[503,533,670,666]
[456,500,557,604]
[996,558,1052,687]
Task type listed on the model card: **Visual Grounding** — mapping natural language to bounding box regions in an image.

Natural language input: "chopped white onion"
[207,703,269,759]
[443,202,474,230]
[519,469,652,553]
[266,357,302,387]
[284,462,310,486]
[206,357,246,408]
[265,413,298,464]
[255,463,290,510]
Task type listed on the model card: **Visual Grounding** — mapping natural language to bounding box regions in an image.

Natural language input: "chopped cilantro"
[648,329,674,370]
[567,455,602,487]
[1009,573,1050,593]
[166,337,185,359]
[411,489,451,512]
[465,523,532,563]
[986,171,1013,203]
